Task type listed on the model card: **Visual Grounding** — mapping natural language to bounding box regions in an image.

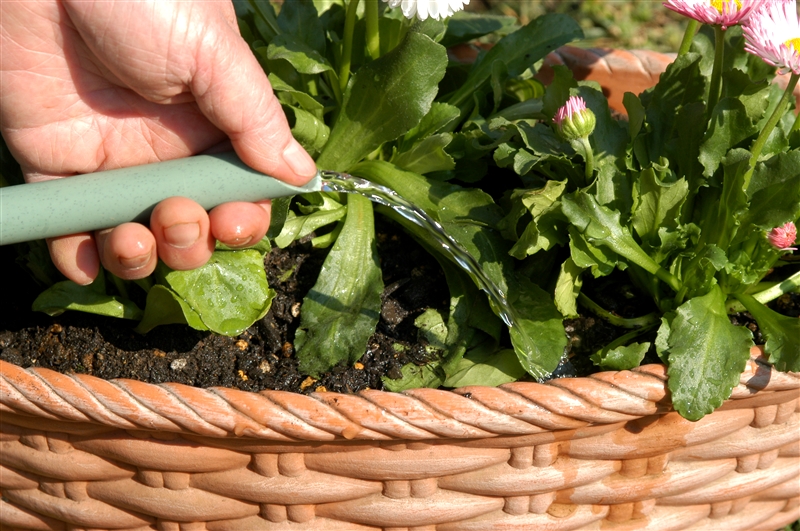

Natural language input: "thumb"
[190,20,317,185]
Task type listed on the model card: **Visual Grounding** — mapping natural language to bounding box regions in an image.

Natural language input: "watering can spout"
[0,152,322,246]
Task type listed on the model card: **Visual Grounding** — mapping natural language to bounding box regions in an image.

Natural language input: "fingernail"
[164,222,200,248]
[119,251,152,270]
[226,235,255,248]
[282,139,317,179]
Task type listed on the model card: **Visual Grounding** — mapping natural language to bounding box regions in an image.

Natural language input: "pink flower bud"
[767,221,797,251]
[553,96,596,141]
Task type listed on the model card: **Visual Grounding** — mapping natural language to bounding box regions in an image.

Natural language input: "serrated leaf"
[448,14,582,109]
[735,293,800,372]
[631,167,688,244]
[294,194,383,376]
[664,285,753,420]
[699,98,756,178]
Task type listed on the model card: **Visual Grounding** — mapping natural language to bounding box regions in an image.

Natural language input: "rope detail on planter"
[0,349,797,441]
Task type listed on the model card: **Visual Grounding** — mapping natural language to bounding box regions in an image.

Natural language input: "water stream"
[320,171,521,329]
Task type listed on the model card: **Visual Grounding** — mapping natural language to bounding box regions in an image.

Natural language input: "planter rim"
[2,347,798,442]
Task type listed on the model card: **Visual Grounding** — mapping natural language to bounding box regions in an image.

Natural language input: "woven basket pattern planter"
[1,348,799,531]
[2,47,800,531]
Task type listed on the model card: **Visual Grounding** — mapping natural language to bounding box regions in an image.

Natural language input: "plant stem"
[744,72,800,189]
[706,25,725,122]
[578,293,659,329]
[339,0,360,92]
[678,19,699,56]
[579,137,594,184]
[365,0,380,60]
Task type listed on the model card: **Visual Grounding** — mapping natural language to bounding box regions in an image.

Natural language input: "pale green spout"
[0,152,322,245]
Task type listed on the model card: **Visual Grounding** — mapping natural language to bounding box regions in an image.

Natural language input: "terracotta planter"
[2,48,800,531]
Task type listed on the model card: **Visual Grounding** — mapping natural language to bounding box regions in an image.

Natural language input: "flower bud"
[553,96,596,142]
[767,221,797,251]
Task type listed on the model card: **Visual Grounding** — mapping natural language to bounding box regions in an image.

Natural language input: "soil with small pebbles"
[1,217,797,394]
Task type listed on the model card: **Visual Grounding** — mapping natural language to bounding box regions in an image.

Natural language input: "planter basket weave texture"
[1,349,799,531]
[2,48,800,531]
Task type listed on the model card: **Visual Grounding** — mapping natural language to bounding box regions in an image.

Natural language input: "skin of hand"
[0,0,317,285]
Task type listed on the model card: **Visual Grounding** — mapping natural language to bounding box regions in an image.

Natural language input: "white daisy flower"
[663,0,766,29]
[743,0,800,75]
[382,0,470,21]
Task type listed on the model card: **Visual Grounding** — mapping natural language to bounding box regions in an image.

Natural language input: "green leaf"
[591,342,650,371]
[317,31,448,171]
[623,92,646,140]
[134,285,208,334]
[382,361,445,392]
[440,12,517,48]
[744,150,800,229]
[699,98,756,178]
[268,73,325,112]
[554,257,583,318]
[32,271,142,320]
[274,206,346,248]
[267,34,332,74]
[286,106,330,157]
[562,191,665,278]
[276,0,326,54]
[294,194,383,376]
[443,348,526,387]
[631,167,689,245]
[400,102,461,149]
[448,14,583,109]
[507,275,567,379]
[158,250,274,336]
[664,285,754,420]
[734,293,800,372]
[391,133,455,174]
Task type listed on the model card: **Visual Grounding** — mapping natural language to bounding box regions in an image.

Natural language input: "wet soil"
[1,218,797,394]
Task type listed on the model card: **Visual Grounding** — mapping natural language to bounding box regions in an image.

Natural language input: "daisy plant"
[19,0,800,420]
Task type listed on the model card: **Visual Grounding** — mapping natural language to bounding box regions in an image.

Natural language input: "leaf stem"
[706,25,725,122]
[575,137,594,185]
[678,19,699,57]
[365,0,380,60]
[578,293,659,329]
[727,268,800,312]
[744,72,800,189]
[339,0,360,92]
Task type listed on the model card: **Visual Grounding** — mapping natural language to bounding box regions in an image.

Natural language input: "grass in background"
[467,0,689,52]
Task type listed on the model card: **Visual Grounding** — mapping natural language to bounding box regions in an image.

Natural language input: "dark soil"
[1,218,797,394]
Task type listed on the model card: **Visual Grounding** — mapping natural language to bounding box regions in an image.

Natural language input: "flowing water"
[321,171,521,329]
[321,171,567,380]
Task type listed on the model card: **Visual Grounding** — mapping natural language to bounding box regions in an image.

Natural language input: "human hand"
[0,0,316,285]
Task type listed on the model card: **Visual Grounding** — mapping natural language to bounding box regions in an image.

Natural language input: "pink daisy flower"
[767,222,798,251]
[664,0,766,29]
[553,96,596,141]
[743,0,800,75]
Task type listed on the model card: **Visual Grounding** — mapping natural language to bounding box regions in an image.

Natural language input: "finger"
[95,223,158,280]
[47,233,100,286]
[150,196,215,270]
[208,201,271,248]
[189,18,318,185]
